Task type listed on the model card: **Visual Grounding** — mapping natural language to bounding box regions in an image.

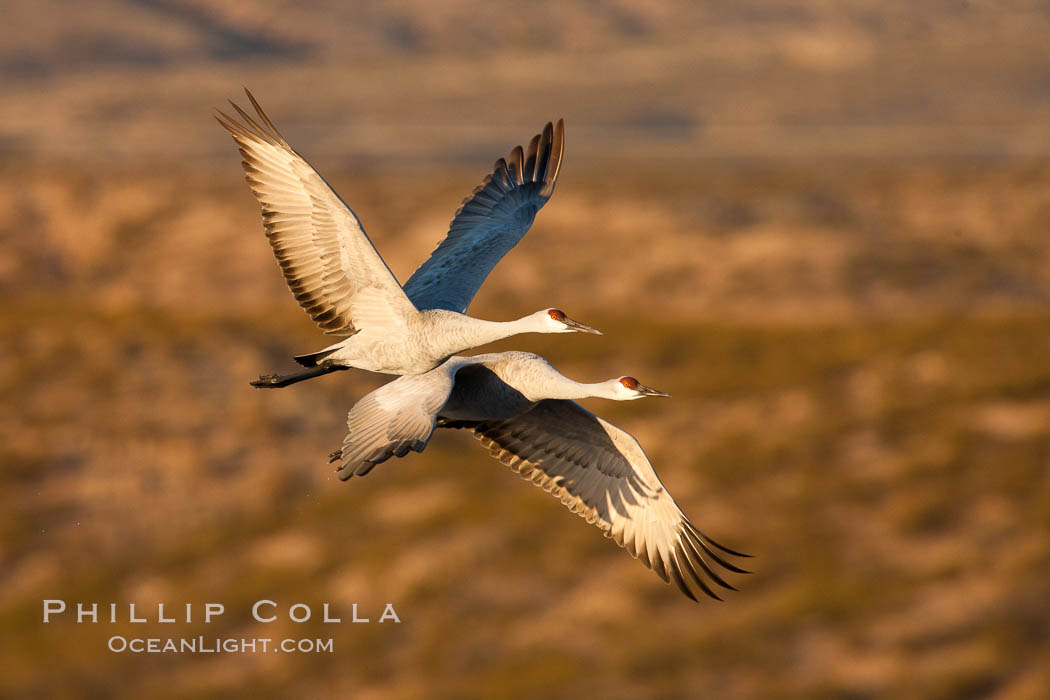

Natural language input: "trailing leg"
[250,362,345,388]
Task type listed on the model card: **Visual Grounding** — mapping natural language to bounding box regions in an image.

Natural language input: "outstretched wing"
[217,90,416,336]
[328,364,459,478]
[459,400,749,601]
[401,120,565,313]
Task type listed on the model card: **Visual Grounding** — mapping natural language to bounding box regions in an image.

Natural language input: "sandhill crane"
[216,91,598,388]
[328,352,749,601]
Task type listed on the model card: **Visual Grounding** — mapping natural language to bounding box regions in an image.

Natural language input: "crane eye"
[619,377,639,389]
[548,309,566,322]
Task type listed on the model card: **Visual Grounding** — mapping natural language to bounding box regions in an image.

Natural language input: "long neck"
[437,315,547,356]
[540,379,619,401]
[509,362,623,400]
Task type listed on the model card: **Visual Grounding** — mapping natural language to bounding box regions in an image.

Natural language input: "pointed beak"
[637,383,671,398]
[563,317,603,335]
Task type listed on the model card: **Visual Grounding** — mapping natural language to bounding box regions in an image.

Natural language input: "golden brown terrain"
[2,2,1050,698]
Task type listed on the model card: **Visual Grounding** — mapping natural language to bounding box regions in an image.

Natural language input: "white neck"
[439,315,553,356]
[532,378,623,402]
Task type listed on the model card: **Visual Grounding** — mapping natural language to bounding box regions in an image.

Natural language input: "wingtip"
[540,119,565,198]
[244,87,263,113]
[243,86,262,109]
[688,522,753,559]
[553,119,565,146]
[214,109,237,130]
[679,583,701,603]
[713,539,753,558]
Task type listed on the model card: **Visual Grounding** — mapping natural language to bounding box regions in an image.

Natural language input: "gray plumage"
[328,352,748,601]
[216,91,591,383]
[401,119,564,313]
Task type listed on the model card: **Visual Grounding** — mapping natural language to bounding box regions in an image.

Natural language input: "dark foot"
[250,374,282,388]
[249,363,344,389]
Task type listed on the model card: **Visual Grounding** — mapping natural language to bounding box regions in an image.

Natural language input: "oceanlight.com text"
[107,636,334,654]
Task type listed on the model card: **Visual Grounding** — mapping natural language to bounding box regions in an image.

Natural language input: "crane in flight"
[216,91,598,387]
[328,352,749,601]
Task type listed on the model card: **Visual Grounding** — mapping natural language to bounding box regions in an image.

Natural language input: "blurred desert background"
[3,2,1050,698]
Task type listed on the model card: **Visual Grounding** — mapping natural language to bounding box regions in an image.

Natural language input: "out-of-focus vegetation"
[3,159,1049,698]
[2,2,1050,698]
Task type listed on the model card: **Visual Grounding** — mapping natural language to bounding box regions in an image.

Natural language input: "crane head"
[540,308,602,335]
[616,376,671,399]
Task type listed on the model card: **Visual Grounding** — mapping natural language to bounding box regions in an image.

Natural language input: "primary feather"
[402,120,565,313]
[216,93,414,337]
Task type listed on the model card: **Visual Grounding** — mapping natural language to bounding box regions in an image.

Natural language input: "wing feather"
[401,120,566,313]
[327,362,462,478]
[217,90,415,336]
[461,400,749,601]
